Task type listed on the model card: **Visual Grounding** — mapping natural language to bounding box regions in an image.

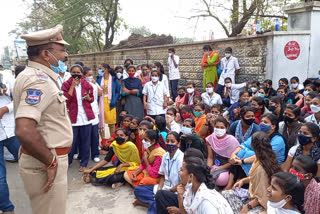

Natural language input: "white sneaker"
[93,157,100,163]
[73,154,79,160]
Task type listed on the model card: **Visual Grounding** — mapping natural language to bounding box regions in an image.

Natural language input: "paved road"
[6,158,147,214]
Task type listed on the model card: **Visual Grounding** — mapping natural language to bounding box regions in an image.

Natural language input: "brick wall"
[68,35,268,91]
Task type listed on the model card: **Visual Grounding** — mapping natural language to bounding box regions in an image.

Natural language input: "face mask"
[185,182,192,191]
[187,88,194,94]
[128,72,135,78]
[85,76,93,82]
[166,144,178,153]
[259,123,272,132]
[181,126,193,135]
[98,69,104,76]
[297,133,312,146]
[116,72,123,79]
[214,128,226,137]
[72,74,82,79]
[289,168,305,180]
[130,128,137,132]
[225,83,232,87]
[61,65,67,73]
[277,93,285,99]
[143,71,149,76]
[182,113,191,120]
[303,91,309,96]
[151,76,159,82]
[178,93,185,98]
[204,51,209,56]
[142,139,152,149]
[194,111,203,117]
[311,104,320,113]
[257,93,265,98]
[168,53,172,57]
[268,105,277,112]
[283,115,295,124]
[267,199,287,209]
[206,87,213,93]
[291,83,298,89]
[166,115,174,122]
[225,53,231,58]
[251,87,258,93]
[48,52,65,74]
[244,118,255,126]
[115,136,126,145]
[151,68,157,71]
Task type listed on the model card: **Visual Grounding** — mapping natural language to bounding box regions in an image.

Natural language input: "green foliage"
[130,26,152,36]
[10,0,124,54]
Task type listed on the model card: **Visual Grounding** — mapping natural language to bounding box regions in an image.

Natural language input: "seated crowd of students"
[65,59,320,214]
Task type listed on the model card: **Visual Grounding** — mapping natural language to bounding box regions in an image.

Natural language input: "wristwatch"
[241,159,245,164]
[247,203,253,210]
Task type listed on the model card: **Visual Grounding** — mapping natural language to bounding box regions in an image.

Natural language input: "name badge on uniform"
[25,89,42,105]
[214,159,221,166]
[152,97,157,102]
[224,69,228,73]
[164,179,171,187]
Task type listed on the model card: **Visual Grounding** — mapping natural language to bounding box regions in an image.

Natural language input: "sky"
[0,0,228,53]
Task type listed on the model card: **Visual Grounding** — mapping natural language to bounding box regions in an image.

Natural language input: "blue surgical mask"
[257,93,265,98]
[259,123,272,132]
[98,69,104,76]
[194,111,203,117]
[303,91,309,96]
[48,52,66,74]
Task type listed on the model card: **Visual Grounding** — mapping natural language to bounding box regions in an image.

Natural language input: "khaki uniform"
[13,61,73,214]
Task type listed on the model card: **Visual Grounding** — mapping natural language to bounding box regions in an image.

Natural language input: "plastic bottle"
[275,18,280,31]
[256,21,261,34]
[251,21,257,35]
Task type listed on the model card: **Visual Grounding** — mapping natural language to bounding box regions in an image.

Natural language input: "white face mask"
[206,87,213,94]
[151,76,159,82]
[225,53,231,58]
[142,139,152,149]
[85,76,93,82]
[251,87,258,93]
[169,53,172,57]
[225,83,232,87]
[166,115,174,122]
[152,68,157,71]
[214,128,226,137]
[267,199,287,209]
[116,72,122,79]
[291,83,298,89]
[187,88,194,94]
[204,51,209,56]
[311,104,320,113]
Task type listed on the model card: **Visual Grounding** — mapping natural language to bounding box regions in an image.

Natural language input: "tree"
[191,0,301,37]
[10,0,124,53]
[130,26,153,36]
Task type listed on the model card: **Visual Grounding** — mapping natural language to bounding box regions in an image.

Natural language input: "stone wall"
[68,35,268,90]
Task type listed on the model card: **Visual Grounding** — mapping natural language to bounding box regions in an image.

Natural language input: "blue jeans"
[134,185,156,214]
[170,79,179,101]
[0,136,21,212]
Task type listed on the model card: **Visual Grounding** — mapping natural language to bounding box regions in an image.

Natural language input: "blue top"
[229,120,260,143]
[122,77,143,93]
[237,134,286,175]
[110,76,121,109]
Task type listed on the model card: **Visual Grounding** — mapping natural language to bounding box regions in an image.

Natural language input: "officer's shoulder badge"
[25,89,42,105]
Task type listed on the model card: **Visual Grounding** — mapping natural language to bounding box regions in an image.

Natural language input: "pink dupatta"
[98,74,112,128]
[205,133,240,158]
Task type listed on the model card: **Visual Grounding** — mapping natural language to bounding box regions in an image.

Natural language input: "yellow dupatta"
[143,146,166,177]
[96,141,141,178]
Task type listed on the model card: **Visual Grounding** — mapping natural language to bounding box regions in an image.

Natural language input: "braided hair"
[185,157,214,189]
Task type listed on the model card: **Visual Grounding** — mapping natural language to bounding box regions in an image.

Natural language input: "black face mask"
[72,74,82,79]
[115,136,126,145]
[178,93,185,97]
[243,118,255,126]
[284,115,295,124]
[268,105,277,112]
[130,128,137,132]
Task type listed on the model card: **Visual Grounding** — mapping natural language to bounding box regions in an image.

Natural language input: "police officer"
[13,25,73,214]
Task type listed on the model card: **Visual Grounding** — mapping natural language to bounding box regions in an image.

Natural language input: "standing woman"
[153,62,169,96]
[201,44,220,90]
[138,64,151,87]
[84,67,103,163]
[143,70,168,119]
[122,65,144,118]
[62,64,95,172]
[99,63,120,139]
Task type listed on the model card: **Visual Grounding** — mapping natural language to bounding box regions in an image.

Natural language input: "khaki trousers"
[19,153,68,214]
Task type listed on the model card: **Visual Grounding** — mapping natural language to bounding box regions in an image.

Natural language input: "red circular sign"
[284,41,300,60]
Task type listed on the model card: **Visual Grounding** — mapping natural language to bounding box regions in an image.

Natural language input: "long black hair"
[102,63,115,76]
[145,129,159,144]
[295,155,318,177]
[185,157,215,189]
[154,61,164,81]
[251,131,282,180]
[272,172,305,213]
[155,116,167,132]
